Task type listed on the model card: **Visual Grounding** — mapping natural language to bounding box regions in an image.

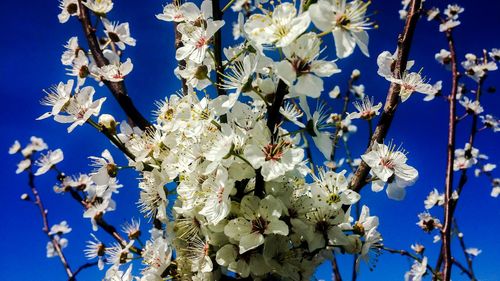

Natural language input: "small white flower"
[83,0,113,14]
[46,236,68,258]
[49,221,72,235]
[404,256,427,281]
[244,3,310,48]
[361,141,418,200]
[61,37,80,66]
[176,20,225,64]
[224,195,289,254]
[102,19,136,50]
[387,71,437,102]
[34,149,64,176]
[54,86,106,133]
[309,0,373,58]
[9,140,21,155]
[459,96,484,115]
[58,0,79,23]
[453,143,479,171]
[439,19,461,32]
[465,248,482,257]
[480,115,499,132]
[435,49,451,67]
[16,159,31,174]
[89,149,117,186]
[38,80,74,120]
[348,96,382,120]
[444,4,464,20]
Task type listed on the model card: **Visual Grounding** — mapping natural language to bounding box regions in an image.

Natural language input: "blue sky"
[0,0,499,280]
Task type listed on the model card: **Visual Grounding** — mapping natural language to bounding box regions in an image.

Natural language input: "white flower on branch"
[48,221,72,235]
[404,256,427,281]
[61,37,80,66]
[309,0,373,58]
[102,19,136,50]
[58,0,79,24]
[97,51,134,82]
[34,149,64,176]
[38,80,74,121]
[348,96,382,120]
[46,235,68,258]
[276,32,340,98]
[244,3,310,48]
[224,195,289,254]
[361,141,418,200]
[53,86,106,133]
[83,0,114,14]
[176,19,225,64]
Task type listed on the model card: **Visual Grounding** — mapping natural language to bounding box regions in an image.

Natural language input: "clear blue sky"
[0,0,498,280]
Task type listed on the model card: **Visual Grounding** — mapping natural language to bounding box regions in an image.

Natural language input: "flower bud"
[351,69,361,80]
[20,193,31,201]
[98,114,117,133]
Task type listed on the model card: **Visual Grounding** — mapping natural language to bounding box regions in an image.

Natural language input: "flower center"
[195,36,207,49]
[251,216,268,234]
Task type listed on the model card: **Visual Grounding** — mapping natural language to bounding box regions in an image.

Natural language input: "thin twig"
[454,220,477,280]
[348,0,422,193]
[68,262,98,281]
[27,167,74,279]
[212,0,226,96]
[382,247,439,278]
[331,253,343,281]
[76,0,150,130]
[441,26,459,281]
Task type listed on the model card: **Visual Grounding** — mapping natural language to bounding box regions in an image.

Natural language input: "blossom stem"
[221,0,237,13]
[382,247,439,278]
[76,0,151,130]
[454,220,477,280]
[330,77,353,163]
[348,0,422,193]
[441,25,459,281]
[331,253,343,281]
[68,262,98,281]
[26,165,74,279]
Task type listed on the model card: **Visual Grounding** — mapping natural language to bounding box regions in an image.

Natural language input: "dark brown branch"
[77,0,150,130]
[254,80,288,198]
[348,0,422,193]
[441,26,459,281]
[436,77,484,275]
[451,258,474,280]
[212,0,226,96]
[455,221,476,280]
[382,247,438,277]
[27,168,74,279]
[67,187,143,255]
[68,262,98,281]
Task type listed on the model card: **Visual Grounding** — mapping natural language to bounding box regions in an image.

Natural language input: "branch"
[331,253,343,281]
[382,247,438,278]
[454,220,477,280]
[212,0,226,96]
[254,80,288,198]
[330,77,354,163]
[27,168,74,279]
[441,26,459,281]
[66,185,143,255]
[349,0,422,193]
[68,262,98,281]
[451,258,474,280]
[76,0,151,130]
